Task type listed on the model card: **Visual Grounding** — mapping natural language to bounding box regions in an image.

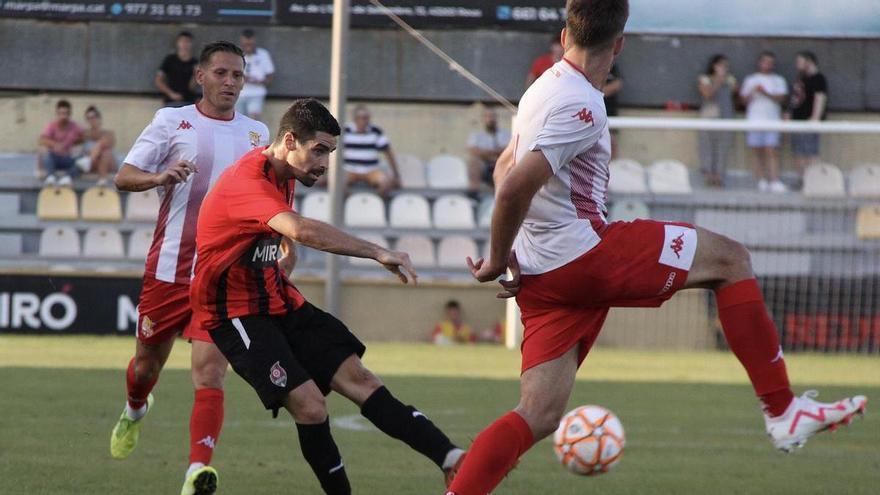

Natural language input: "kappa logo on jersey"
[659,225,698,271]
[248,131,261,148]
[269,361,288,387]
[176,120,194,131]
[571,108,595,127]
[140,315,155,338]
[669,233,685,259]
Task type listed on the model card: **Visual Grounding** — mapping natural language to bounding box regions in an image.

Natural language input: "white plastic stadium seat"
[83,227,124,259]
[426,155,469,189]
[437,236,477,269]
[301,192,331,223]
[39,226,81,258]
[803,163,845,198]
[389,193,432,228]
[608,159,648,194]
[396,154,428,188]
[648,160,692,194]
[433,194,475,229]
[126,189,160,221]
[608,200,650,222]
[350,234,388,267]
[395,235,436,268]
[695,210,806,244]
[344,192,387,227]
[477,197,494,228]
[849,164,880,198]
[81,186,122,221]
[128,228,154,260]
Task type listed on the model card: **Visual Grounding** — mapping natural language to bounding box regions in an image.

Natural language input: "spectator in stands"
[604,63,623,158]
[431,300,475,345]
[237,29,275,120]
[788,51,828,173]
[77,106,117,186]
[740,51,788,193]
[155,31,198,107]
[335,104,401,196]
[525,36,564,88]
[697,54,738,187]
[467,107,511,196]
[37,100,83,186]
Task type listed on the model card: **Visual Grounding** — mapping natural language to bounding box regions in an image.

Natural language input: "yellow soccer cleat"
[181,466,219,495]
[109,393,154,460]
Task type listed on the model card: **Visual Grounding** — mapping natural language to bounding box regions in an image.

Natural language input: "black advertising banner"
[0,0,274,23]
[0,273,140,335]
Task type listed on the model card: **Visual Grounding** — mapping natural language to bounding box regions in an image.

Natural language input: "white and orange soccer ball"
[553,405,625,476]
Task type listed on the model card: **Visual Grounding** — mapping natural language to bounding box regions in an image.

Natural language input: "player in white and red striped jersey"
[109,41,269,495]
[446,2,866,494]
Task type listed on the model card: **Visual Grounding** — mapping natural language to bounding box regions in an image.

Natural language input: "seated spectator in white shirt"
[331,105,401,196]
[236,29,275,120]
[467,108,511,194]
[77,105,117,186]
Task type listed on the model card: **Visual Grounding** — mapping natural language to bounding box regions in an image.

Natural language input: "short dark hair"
[760,50,776,60]
[445,300,461,310]
[565,0,629,49]
[85,105,100,117]
[798,51,818,65]
[199,41,245,67]
[241,28,255,39]
[276,99,341,143]
[177,31,193,40]
[56,100,71,111]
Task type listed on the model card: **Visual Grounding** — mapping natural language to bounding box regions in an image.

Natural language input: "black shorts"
[209,302,366,414]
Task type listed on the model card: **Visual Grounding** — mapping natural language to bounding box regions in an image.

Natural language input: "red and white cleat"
[765,390,867,453]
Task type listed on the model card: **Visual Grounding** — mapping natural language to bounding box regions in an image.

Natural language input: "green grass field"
[1,336,877,494]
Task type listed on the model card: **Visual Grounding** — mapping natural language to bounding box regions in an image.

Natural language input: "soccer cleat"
[110,394,154,460]
[764,390,867,453]
[444,452,466,488]
[180,466,219,495]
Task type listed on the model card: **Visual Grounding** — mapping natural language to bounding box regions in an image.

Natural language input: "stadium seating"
[0,233,23,256]
[750,251,811,276]
[389,193,432,228]
[0,192,18,217]
[301,191,331,222]
[81,186,122,221]
[396,154,428,188]
[36,186,78,220]
[608,159,648,194]
[695,209,806,243]
[128,228,154,260]
[350,234,388,266]
[395,234,436,267]
[608,199,650,222]
[126,189,160,221]
[477,197,494,228]
[433,194,476,229]
[803,163,846,198]
[856,204,880,239]
[83,227,125,258]
[437,235,477,268]
[426,155,469,189]
[39,226,80,257]
[648,160,692,194]
[848,164,880,198]
[344,192,387,227]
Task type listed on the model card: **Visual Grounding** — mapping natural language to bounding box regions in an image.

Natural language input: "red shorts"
[516,219,698,373]
[137,278,212,345]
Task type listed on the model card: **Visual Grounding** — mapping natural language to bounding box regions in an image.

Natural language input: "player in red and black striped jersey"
[191,99,464,494]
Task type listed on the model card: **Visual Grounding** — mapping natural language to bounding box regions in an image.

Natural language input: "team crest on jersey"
[140,315,155,338]
[269,361,288,387]
[249,131,261,148]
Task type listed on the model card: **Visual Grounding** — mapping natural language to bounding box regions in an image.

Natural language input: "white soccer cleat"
[764,390,867,453]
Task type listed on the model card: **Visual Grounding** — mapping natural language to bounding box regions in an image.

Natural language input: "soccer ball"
[553,405,625,476]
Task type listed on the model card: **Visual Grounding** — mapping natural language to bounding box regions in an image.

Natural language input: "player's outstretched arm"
[267,211,417,284]
[114,161,197,192]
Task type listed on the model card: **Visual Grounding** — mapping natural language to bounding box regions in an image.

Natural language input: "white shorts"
[236,95,266,116]
[747,131,781,148]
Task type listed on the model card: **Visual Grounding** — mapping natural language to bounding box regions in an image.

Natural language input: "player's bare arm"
[491,136,518,186]
[277,237,297,277]
[114,160,197,192]
[267,211,418,285]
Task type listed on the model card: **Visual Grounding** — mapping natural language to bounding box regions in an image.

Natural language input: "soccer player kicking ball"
[109,41,270,494]
[446,2,867,494]
[190,99,464,494]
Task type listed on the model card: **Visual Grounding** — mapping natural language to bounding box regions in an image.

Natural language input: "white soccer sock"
[124,403,148,421]
[185,462,205,481]
[442,448,466,471]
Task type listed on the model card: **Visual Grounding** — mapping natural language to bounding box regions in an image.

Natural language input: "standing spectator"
[336,105,400,196]
[77,106,117,186]
[431,300,475,345]
[525,36,564,88]
[467,107,511,196]
[740,51,788,193]
[37,100,83,186]
[237,29,275,120]
[697,55,738,187]
[604,63,623,158]
[789,51,828,172]
[155,31,198,107]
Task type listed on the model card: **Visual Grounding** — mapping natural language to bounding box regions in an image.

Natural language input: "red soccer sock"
[715,279,794,417]
[448,411,534,495]
[126,357,158,410]
[189,388,225,465]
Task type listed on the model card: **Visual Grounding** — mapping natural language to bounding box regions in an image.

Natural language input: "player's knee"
[192,361,226,389]
[717,236,753,275]
[517,403,565,440]
[133,356,162,383]
[293,395,328,424]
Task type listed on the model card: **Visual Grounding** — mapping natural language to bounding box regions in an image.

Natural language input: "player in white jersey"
[446,2,866,494]
[109,41,269,495]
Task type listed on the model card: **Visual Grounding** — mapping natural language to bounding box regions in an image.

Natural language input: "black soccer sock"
[360,386,457,470]
[296,419,351,495]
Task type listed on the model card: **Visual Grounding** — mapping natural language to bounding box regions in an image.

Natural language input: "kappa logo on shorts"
[140,315,155,338]
[269,361,288,387]
[659,225,698,271]
[669,233,685,259]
